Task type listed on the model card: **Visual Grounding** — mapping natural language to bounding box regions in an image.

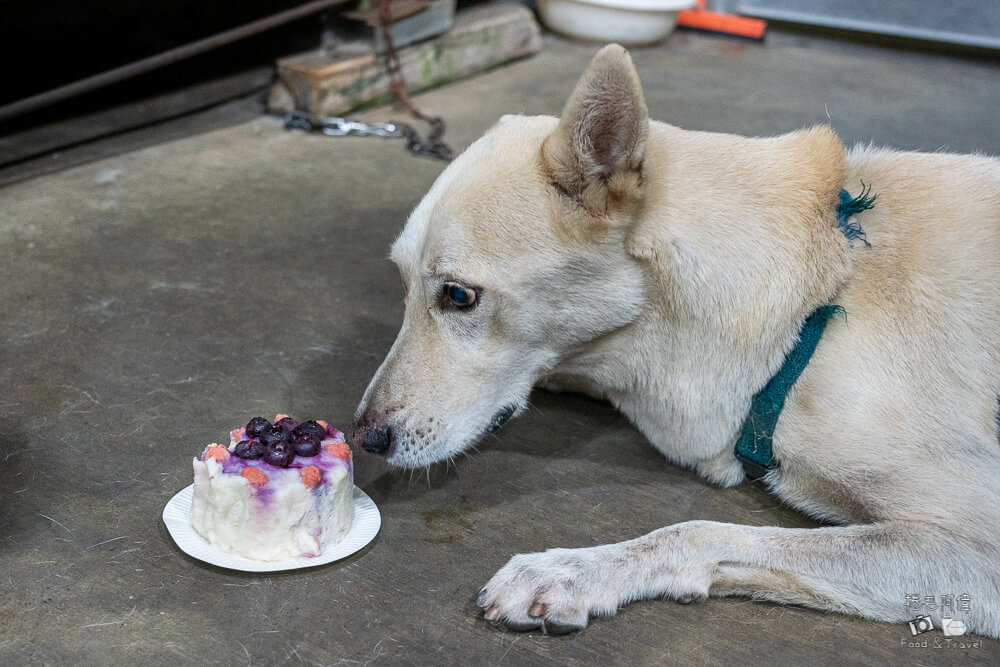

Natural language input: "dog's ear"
[543,44,649,212]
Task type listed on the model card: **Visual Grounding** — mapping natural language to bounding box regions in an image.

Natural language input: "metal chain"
[284,110,404,138]
[375,0,452,160]
[281,0,453,161]
[283,110,452,160]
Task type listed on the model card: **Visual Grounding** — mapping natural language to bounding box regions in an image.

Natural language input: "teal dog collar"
[733,185,876,479]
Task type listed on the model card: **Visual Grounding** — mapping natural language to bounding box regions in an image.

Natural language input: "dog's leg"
[477,520,1000,637]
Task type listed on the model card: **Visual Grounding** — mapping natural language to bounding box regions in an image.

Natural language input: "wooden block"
[339,0,455,53]
[268,3,542,117]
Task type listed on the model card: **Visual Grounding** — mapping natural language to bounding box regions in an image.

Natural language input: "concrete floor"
[2,30,999,665]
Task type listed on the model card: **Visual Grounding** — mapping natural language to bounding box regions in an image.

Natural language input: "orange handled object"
[677,0,768,40]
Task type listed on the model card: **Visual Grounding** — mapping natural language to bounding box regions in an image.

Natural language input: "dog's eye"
[443,282,477,309]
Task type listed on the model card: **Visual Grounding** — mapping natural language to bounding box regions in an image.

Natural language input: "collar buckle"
[734,451,778,480]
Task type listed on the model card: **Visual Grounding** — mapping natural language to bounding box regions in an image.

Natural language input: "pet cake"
[191,415,353,561]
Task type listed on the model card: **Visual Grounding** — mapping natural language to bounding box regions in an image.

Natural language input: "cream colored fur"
[352,45,1000,637]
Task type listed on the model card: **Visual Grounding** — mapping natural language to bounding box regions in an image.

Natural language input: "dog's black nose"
[350,418,393,456]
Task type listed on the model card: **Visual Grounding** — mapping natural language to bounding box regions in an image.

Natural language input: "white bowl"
[538,0,696,45]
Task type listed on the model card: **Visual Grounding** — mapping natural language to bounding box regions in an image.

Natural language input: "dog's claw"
[528,601,547,617]
[676,592,706,605]
[476,587,488,607]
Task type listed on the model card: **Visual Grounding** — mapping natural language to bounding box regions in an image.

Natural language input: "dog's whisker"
[526,400,545,417]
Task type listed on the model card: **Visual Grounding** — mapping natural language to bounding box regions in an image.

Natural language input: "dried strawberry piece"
[204,444,230,462]
[300,465,322,489]
[324,441,351,459]
[241,467,268,486]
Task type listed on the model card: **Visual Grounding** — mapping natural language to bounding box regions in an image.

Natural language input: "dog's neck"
[558,122,856,485]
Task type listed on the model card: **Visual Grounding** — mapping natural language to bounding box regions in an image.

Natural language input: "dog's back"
[775,148,1000,528]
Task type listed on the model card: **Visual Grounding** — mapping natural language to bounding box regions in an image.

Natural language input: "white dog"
[351,44,1000,637]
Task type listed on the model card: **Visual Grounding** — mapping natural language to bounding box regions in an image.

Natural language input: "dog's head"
[350,45,651,467]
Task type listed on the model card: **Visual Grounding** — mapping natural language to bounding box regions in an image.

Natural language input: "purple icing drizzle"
[204,431,352,483]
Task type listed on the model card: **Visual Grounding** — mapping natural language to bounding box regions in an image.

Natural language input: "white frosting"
[191,456,353,561]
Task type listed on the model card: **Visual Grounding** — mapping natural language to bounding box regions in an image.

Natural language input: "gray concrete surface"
[2,31,999,665]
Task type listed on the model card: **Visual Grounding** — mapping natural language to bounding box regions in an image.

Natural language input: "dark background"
[0,1,322,119]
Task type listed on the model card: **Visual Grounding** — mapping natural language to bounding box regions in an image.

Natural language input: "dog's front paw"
[476,547,618,634]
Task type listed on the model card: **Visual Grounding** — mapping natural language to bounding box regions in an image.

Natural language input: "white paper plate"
[162,484,381,572]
